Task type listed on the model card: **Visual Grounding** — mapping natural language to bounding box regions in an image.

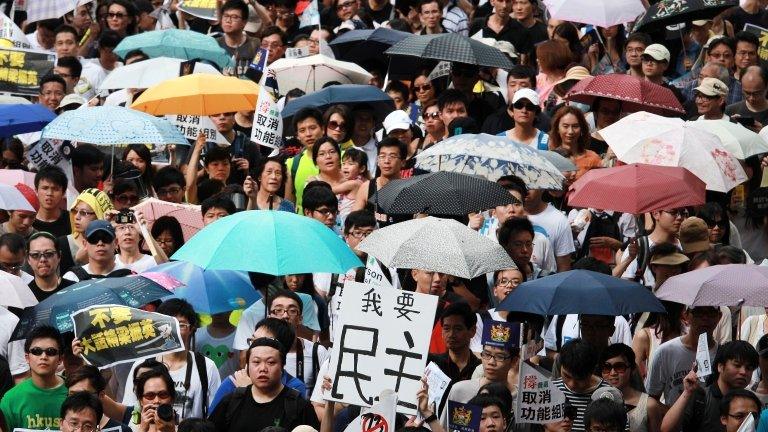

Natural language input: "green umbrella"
[114,29,233,69]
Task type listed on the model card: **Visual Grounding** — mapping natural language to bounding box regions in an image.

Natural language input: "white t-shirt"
[542,315,632,352]
[285,338,328,398]
[194,327,239,379]
[122,353,221,419]
[527,204,576,259]
[645,336,718,405]
[0,307,27,375]
[63,261,127,282]
[232,293,320,350]
[310,356,332,404]
[79,59,122,99]
[479,215,557,273]
[117,254,157,274]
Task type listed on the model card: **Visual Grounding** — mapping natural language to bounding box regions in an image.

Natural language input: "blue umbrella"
[40,106,189,146]
[497,270,665,316]
[330,28,412,66]
[147,261,261,314]
[0,104,56,137]
[114,29,233,69]
[282,84,394,125]
[171,210,362,275]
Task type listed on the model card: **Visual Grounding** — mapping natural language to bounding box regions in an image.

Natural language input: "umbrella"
[11,274,180,339]
[600,111,747,193]
[356,216,515,279]
[0,184,36,211]
[565,74,685,116]
[568,164,706,214]
[99,56,222,90]
[688,120,768,160]
[0,95,31,105]
[131,74,259,116]
[374,171,519,216]
[171,210,362,275]
[656,264,768,307]
[385,33,514,70]
[538,150,577,172]
[633,0,737,33]
[414,133,566,190]
[0,271,38,309]
[542,0,646,27]
[0,104,56,137]
[0,170,36,188]
[40,106,189,146]
[268,54,373,94]
[497,270,665,315]
[113,29,233,69]
[282,84,394,121]
[131,198,204,242]
[330,28,412,65]
[147,261,261,314]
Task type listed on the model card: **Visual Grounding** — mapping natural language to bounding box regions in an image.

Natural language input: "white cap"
[56,93,86,110]
[512,88,540,106]
[642,43,671,62]
[383,109,411,133]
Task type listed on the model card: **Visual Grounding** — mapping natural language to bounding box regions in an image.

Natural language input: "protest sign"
[285,46,311,59]
[0,12,31,49]
[448,402,482,432]
[0,47,55,94]
[166,115,228,145]
[745,24,768,62]
[251,85,282,150]
[363,255,394,289]
[299,0,320,27]
[428,61,451,81]
[327,281,438,414]
[72,305,185,369]
[415,362,451,422]
[696,332,712,377]
[515,361,566,424]
[178,0,217,20]
[343,390,398,432]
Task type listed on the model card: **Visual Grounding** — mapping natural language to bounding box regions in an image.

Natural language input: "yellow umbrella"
[130,74,259,116]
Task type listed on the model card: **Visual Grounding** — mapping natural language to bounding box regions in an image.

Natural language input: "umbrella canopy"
[0,271,37,309]
[538,150,577,172]
[0,95,31,105]
[600,111,747,193]
[543,0,645,28]
[147,261,261,314]
[269,54,373,93]
[633,0,737,33]
[0,104,56,137]
[114,29,233,69]
[568,164,706,214]
[99,56,222,90]
[0,170,36,188]
[41,106,189,146]
[171,210,362,275]
[565,74,685,116]
[131,198,203,242]
[282,84,394,121]
[688,120,768,160]
[11,274,178,339]
[0,184,36,211]
[655,264,768,307]
[414,133,566,189]
[330,28,412,65]
[497,270,665,315]
[374,172,519,216]
[356,216,515,279]
[131,74,260,116]
[385,33,514,69]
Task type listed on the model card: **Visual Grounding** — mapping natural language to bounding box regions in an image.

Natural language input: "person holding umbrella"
[244,158,296,212]
[499,88,549,150]
[641,44,686,105]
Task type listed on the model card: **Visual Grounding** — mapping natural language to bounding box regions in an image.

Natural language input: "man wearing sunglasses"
[0,325,68,431]
[27,232,74,302]
[63,220,132,282]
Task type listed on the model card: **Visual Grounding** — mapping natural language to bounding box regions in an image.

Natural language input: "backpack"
[68,266,133,281]
[185,352,209,418]
[634,235,652,285]
[222,385,301,426]
[576,211,622,260]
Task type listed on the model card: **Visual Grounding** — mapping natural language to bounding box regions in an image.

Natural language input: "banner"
[178,0,218,20]
[285,46,311,59]
[0,47,54,94]
[251,85,282,149]
[72,305,185,369]
[514,361,566,424]
[0,11,31,49]
[745,24,768,62]
[299,0,320,27]
[166,115,228,145]
[327,282,438,415]
[448,402,481,432]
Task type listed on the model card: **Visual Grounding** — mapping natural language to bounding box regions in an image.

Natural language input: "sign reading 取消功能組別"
[166,115,229,145]
[515,361,566,424]
[251,85,283,150]
[327,282,438,415]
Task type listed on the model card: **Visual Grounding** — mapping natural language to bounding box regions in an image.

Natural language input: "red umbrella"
[568,164,706,214]
[565,74,685,116]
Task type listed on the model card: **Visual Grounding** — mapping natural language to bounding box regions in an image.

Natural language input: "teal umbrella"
[171,210,362,275]
[113,29,233,70]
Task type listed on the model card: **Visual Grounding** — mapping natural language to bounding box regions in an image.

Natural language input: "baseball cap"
[692,19,711,27]
[14,183,39,212]
[56,93,86,112]
[512,88,540,106]
[85,220,116,240]
[383,110,411,134]
[642,44,671,62]
[694,77,729,97]
[679,217,711,254]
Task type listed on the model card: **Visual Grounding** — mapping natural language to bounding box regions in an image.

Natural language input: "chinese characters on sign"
[0,47,54,94]
[515,361,566,424]
[745,24,768,62]
[178,0,218,20]
[166,115,228,145]
[328,282,438,415]
[251,85,283,150]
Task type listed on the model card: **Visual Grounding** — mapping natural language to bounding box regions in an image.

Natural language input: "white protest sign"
[327,281,438,415]
[363,255,394,289]
[251,85,282,149]
[0,11,31,49]
[515,361,566,424]
[165,115,228,145]
[285,46,311,59]
[416,361,450,421]
[343,390,398,432]
[696,332,712,377]
[737,410,756,432]
[428,61,451,81]
[299,0,320,27]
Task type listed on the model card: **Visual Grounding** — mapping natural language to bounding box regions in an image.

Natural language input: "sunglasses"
[424,112,440,119]
[142,390,171,400]
[327,120,346,131]
[28,347,59,357]
[115,194,140,205]
[414,84,432,92]
[28,251,57,260]
[601,362,628,374]
[705,218,726,228]
[107,12,126,19]
[512,101,538,111]
[86,232,114,245]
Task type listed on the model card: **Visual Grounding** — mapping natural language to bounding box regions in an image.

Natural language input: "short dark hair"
[72,144,104,169]
[507,65,536,89]
[377,137,407,160]
[25,325,64,353]
[719,389,761,417]
[55,24,78,39]
[60,392,103,422]
[98,29,123,50]
[66,365,107,392]
[157,298,199,329]
[153,166,186,190]
[247,337,287,365]
[497,175,527,197]
[625,32,652,48]
[39,74,66,92]
[178,419,216,432]
[385,80,409,98]
[497,217,534,247]
[573,257,611,275]
[150,216,185,252]
[254,157,288,190]
[201,193,236,217]
[440,302,477,329]
[559,338,599,380]
[344,210,376,234]
[57,56,82,78]
[418,0,440,12]
[254,317,296,354]
[221,0,249,19]
[197,179,225,203]
[0,233,26,255]
[735,31,759,50]
[311,137,341,164]
[467,394,509,420]
[262,26,287,46]
[437,88,468,112]
[203,146,232,166]
[34,166,68,190]
[124,49,149,63]
[711,340,758,384]
[584,398,627,431]
[292,107,323,131]
[266,289,303,314]
[303,184,338,212]
[708,36,736,55]
[599,343,636,371]
[134,368,176,401]
[341,148,369,178]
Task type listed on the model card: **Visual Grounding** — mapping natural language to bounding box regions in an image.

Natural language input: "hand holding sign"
[682,362,701,395]
[696,332,712,378]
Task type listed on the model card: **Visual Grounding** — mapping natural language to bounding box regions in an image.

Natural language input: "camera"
[156,404,175,422]
[116,209,136,224]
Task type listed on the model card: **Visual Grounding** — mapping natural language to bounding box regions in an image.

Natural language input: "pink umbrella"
[656,264,768,307]
[131,198,204,241]
[0,170,36,188]
[565,74,685,116]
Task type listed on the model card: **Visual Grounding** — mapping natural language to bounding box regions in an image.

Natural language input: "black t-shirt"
[725,101,768,126]
[469,16,533,56]
[361,1,394,26]
[726,6,768,32]
[33,211,71,238]
[210,386,319,432]
[28,278,74,302]
[525,20,549,46]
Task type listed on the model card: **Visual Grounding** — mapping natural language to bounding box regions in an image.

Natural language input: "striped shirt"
[442,3,468,36]
[552,378,612,432]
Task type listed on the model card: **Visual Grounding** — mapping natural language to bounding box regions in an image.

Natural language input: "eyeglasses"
[0,262,23,273]
[28,251,57,261]
[313,207,338,216]
[270,307,300,317]
[327,120,346,131]
[495,278,518,288]
[348,229,373,239]
[480,351,511,362]
[64,419,97,432]
[662,209,689,218]
[222,13,243,21]
[157,186,182,197]
[336,1,355,10]
[115,193,139,205]
[28,347,60,357]
[107,12,126,19]
[414,84,432,93]
[424,112,440,119]
[86,233,114,245]
[142,390,171,401]
[601,362,628,374]
[512,101,538,111]
[70,208,96,218]
[318,150,339,158]
[377,154,400,161]
[727,412,759,422]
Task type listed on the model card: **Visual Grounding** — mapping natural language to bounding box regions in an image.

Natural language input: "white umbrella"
[688,119,768,160]
[0,95,31,105]
[356,216,516,279]
[269,54,373,93]
[543,0,645,28]
[600,111,748,193]
[0,184,35,211]
[99,57,221,90]
[0,271,37,308]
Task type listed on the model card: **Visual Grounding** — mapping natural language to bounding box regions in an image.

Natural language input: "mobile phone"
[733,116,755,127]
[116,210,136,224]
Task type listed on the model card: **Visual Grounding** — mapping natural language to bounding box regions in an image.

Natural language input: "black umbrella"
[372,171,520,216]
[330,28,412,66]
[633,0,737,33]
[385,33,514,70]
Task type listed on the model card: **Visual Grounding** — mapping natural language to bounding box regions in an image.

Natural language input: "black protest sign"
[745,24,768,62]
[72,305,185,369]
[747,187,768,217]
[0,47,54,95]
[178,0,218,20]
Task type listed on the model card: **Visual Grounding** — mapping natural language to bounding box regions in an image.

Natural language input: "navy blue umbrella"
[281,84,395,130]
[0,104,56,137]
[330,28,412,66]
[497,270,665,316]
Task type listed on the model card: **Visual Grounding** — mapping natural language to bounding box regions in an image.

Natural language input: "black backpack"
[68,266,133,281]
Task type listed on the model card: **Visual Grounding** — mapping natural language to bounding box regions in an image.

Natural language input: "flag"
[342,390,397,432]
[299,0,320,27]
